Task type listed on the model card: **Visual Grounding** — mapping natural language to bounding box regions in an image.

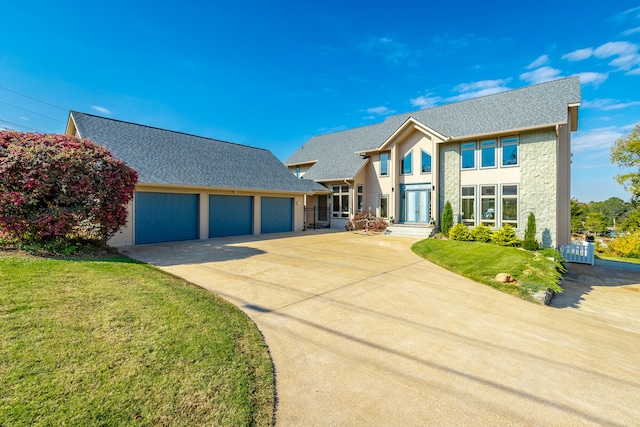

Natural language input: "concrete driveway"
[123,231,640,426]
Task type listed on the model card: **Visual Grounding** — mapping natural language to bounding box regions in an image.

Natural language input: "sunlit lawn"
[0,252,274,426]
[412,239,565,302]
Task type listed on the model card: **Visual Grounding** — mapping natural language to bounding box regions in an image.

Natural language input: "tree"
[522,212,539,250]
[619,208,640,232]
[0,131,138,243]
[584,212,607,234]
[441,201,453,237]
[611,124,640,204]
[570,198,587,234]
[587,197,630,228]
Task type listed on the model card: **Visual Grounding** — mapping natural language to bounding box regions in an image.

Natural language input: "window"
[295,165,300,178]
[357,185,364,212]
[401,151,412,175]
[380,152,389,176]
[379,195,388,218]
[480,185,496,227]
[461,142,475,169]
[502,185,518,227]
[421,150,432,173]
[481,139,496,168]
[461,186,476,226]
[332,185,350,218]
[502,136,518,166]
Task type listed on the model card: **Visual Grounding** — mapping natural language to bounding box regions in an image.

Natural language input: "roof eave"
[446,121,569,142]
[376,117,448,151]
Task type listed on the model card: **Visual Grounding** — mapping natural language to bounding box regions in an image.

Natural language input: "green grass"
[0,252,274,426]
[412,239,565,302]
[596,253,640,265]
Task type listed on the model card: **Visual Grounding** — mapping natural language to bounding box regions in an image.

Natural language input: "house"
[284,77,581,247]
[65,111,328,246]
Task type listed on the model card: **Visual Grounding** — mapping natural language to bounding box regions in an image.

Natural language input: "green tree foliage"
[522,212,539,251]
[606,229,640,259]
[441,201,453,237]
[570,198,587,234]
[448,223,471,241]
[0,131,138,243]
[584,212,608,234]
[610,123,640,204]
[587,197,630,227]
[618,208,640,232]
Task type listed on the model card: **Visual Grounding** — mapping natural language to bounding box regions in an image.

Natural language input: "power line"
[0,100,64,122]
[0,85,67,111]
[0,118,47,133]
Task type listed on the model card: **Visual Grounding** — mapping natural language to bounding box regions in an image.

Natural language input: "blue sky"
[1,1,639,203]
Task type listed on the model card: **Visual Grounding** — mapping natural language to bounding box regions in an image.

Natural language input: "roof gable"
[285,76,581,181]
[68,111,326,194]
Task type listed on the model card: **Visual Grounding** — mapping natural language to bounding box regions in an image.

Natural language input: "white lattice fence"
[559,243,595,265]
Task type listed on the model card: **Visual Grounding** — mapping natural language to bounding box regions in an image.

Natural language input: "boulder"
[495,273,513,283]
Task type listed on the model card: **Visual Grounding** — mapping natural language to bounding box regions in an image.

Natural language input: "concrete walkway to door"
[123,231,640,426]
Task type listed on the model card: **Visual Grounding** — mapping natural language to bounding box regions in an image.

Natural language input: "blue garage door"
[209,195,253,238]
[135,192,199,244]
[261,197,293,233]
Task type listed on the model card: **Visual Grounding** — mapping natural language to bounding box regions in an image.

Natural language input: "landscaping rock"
[495,273,513,283]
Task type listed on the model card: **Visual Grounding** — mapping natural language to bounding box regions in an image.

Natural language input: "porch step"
[385,224,435,238]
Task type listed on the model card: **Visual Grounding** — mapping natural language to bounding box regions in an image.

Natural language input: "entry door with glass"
[400,183,431,223]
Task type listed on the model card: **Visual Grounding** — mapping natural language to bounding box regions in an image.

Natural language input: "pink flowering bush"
[0,131,137,243]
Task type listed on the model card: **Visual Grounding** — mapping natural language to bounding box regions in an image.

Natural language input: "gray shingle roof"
[70,111,327,194]
[285,76,581,181]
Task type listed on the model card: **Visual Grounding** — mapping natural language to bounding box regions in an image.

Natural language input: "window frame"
[501,136,519,167]
[401,150,413,175]
[461,186,476,226]
[461,142,476,170]
[501,184,519,228]
[357,184,364,212]
[331,185,351,218]
[480,139,497,169]
[421,150,432,174]
[480,184,497,227]
[379,194,389,219]
[380,152,389,177]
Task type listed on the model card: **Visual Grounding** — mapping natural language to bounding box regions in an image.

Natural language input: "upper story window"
[421,150,432,173]
[481,139,497,168]
[401,151,412,175]
[380,152,389,176]
[461,142,476,169]
[295,165,300,178]
[502,136,519,166]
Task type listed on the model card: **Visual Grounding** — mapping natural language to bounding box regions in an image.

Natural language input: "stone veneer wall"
[519,129,557,247]
[439,144,461,224]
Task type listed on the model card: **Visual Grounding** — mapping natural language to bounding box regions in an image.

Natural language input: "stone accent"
[520,129,557,247]
[495,273,513,283]
[439,143,461,223]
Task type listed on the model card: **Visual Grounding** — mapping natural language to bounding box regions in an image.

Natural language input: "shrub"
[442,201,453,237]
[606,230,640,259]
[449,223,471,241]
[345,211,387,233]
[470,225,493,242]
[0,131,138,243]
[522,212,539,251]
[491,224,521,247]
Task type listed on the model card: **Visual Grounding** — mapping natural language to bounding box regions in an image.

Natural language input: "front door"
[400,183,431,223]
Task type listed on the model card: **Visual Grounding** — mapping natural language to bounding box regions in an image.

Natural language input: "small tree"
[441,201,453,237]
[610,124,640,204]
[584,212,607,235]
[0,131,138,243]
[522,212,539,251]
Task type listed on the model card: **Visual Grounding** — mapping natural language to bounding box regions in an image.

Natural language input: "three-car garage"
[133,192,295,245]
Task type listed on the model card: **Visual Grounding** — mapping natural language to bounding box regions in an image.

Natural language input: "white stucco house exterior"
[284,77,581,247]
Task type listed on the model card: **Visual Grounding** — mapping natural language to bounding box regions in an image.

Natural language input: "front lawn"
[0,252,274,426]
[412,239,565,302]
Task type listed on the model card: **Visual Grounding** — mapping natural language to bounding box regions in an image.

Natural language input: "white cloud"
[360,37,416,64]
[572,126,624,154]
[626,67,640,75]
[91,105,111,114]
[410,95,442,109]
[527,55,549,69]
[623,27,640,36]
[519,66,562,84]
[366,106,396,116]
[562,48,593,61]
[447,79,511,101]
[582,98,640,110]
[593,41,637,58]
[576,72,609,86]
[19,116,29,121]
